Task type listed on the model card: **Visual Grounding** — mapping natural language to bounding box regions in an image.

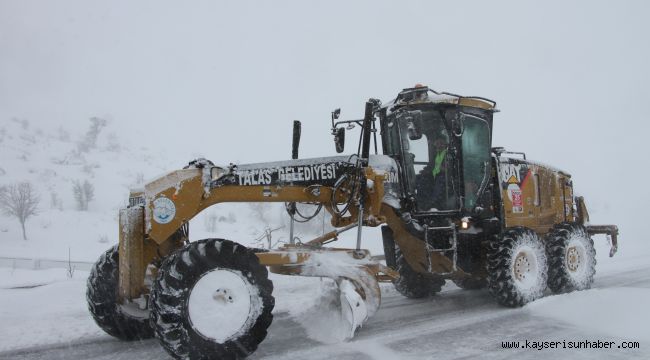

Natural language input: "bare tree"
[77,117,107,153]
[73,180,95,211]
[84,181,95,205]
[0,182,40,240]
[66,247,76,278]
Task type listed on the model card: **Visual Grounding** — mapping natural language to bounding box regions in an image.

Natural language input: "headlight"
[460,217,470,230]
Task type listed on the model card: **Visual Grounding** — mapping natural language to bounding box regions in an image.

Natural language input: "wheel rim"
[512,246,540,290]
[566,239,587,275]
[188,269,260,342]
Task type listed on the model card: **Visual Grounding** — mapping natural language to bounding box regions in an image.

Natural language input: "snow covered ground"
[0,255,648,359]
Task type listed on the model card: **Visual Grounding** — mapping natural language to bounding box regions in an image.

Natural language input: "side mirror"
[407,121,422,140]
[399,110,422,140]
[447,110,464,136]
[334,127,345,153]
[332,108,341,120]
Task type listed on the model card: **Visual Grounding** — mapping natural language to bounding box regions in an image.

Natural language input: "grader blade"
[259,248,391,339]
[338,278,369,338]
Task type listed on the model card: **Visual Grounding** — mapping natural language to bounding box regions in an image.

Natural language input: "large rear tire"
[150,239,274,360]
[487,227,548,307]
[546,223,596,293]
[86,245,154,340]
[393,247,445,298]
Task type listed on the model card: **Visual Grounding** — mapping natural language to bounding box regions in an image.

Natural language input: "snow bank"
[0,268,82,289]
[0,270,105,352]
[527,287,650,342]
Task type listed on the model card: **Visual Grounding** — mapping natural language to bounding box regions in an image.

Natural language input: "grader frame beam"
[117,165,397,301]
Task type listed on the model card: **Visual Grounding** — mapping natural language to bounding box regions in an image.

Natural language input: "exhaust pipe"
[289,121,301,245]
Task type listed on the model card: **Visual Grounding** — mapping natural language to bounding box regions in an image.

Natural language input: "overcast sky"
[1,0,649,252]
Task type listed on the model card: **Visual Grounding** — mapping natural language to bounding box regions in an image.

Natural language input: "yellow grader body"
[88,85,619,360]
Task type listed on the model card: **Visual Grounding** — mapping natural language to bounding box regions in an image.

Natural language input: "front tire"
[393,247,445,298]
[150,239,274,360]
[546,223,596,293]
[487,227,548,307]
[86,245,154,340]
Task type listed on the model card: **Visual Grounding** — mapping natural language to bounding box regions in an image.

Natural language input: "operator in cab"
[416,132,450,211]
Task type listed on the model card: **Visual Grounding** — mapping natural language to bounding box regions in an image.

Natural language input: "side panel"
[497,158,573,235]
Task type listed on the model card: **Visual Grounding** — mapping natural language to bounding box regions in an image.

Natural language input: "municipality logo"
[153,197,176,224]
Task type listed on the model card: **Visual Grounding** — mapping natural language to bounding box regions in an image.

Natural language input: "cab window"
[461,115,491,208]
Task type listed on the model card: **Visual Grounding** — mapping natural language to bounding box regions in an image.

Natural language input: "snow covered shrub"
[106,132,121,152]
[20,133,36,144]
[72,179,95,211]
[134,172,145,185]
[82,163,100,176]
[249,202,269,225]
[0,182,40,240]
[50,192,63,210]
[57,126,70,142]
[40,219,51,229]
[222,211,236,224]
[76,117,107,153]
[12,118,29,130]
[204,211,218,233]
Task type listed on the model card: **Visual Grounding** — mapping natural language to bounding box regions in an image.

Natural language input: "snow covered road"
[1,259,648,360]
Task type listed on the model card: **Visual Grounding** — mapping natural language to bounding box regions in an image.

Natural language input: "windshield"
[397,110,458,211]
[461,114,491,208]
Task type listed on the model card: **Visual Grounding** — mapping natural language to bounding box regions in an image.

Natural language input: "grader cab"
[87,85,619,359]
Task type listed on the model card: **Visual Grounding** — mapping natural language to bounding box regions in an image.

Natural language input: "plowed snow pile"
[289,279,352,344]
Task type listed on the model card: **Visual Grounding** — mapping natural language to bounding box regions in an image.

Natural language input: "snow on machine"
[87,85,619,359]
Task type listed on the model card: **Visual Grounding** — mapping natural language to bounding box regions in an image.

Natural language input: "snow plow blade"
[257,247,397,339]
[338,278,369,338]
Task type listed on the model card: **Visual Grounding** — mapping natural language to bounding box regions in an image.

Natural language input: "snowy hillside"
[0,117,170,260]
[0,117,353,263]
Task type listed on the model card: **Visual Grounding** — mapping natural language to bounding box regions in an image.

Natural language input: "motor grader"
[87,85,619,359]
